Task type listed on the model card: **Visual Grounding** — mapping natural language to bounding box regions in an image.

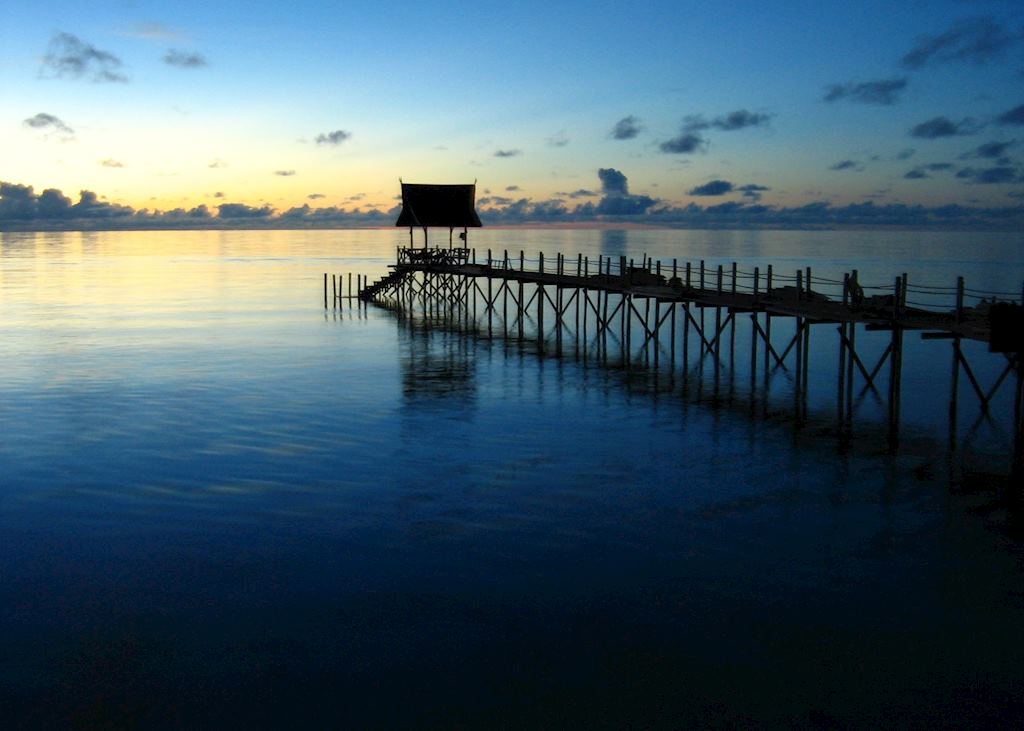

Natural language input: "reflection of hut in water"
[396,181,482,252]
[400,325,477,404]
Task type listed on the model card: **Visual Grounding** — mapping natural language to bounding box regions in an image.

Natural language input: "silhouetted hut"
[395,182,482,249]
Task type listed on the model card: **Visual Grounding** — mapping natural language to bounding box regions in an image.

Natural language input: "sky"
[2,0,1024,227]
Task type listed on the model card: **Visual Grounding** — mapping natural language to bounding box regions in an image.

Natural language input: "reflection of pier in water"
[334,247,1023,479]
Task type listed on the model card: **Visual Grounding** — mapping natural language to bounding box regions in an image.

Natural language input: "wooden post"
[556,254,563,353]
[888,276,904,446]
[583,256,589,350]
[795,316,803,413]
[576,253,582,337]
[503,249,509,336]
[699,261,706,355]
[324,273,328,309]
[715,265,723,364]
[518,272,525,342]
[671,259,678,368]
[764,265,773,381]
[839,273,849,424]
[537,252,545,347]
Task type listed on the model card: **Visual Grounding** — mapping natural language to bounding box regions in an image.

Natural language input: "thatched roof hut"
[395,182,481,248]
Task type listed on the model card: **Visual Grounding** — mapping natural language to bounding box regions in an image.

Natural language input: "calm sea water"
[1,228,1023,727]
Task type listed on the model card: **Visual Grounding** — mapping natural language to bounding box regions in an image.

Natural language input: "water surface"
[1,229,1023,727]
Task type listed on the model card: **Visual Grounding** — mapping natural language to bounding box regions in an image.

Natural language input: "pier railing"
[374,246,1024,327]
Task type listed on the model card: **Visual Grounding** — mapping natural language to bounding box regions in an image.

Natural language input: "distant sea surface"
[2,228,1023,727]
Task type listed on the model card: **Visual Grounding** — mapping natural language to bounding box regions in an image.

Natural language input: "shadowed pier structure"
[328,184,1024,482]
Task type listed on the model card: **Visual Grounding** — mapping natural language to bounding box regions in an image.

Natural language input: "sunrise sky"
[2,0,1023,225]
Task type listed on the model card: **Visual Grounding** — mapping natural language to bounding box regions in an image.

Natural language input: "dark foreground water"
[1,229,1023,728]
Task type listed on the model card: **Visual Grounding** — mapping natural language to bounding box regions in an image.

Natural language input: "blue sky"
[1,0,1023,226]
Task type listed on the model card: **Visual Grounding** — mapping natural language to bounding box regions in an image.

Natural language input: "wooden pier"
[328,245,1024,476]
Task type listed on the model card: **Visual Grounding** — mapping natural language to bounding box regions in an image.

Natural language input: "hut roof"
[395,183,482,228]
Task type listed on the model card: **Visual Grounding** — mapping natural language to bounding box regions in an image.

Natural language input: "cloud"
[709,109,773,131]
[72,190,133,218]
[308,193,325,200]
[829,160,859,171]
[123,23,184,41]
[996,103,1024,126]
[41,32,127,83]
[909,116,981,139]
[596,195,657,215]
[23,112,74,136]
[1,185,131,221]
[598,168,629,195]
[659,109,770,155]
[659,132,707,154]
[565,189,596,198]
[273,170,296,176]
[218,203,273,218]
[478,196,514,206]
[213,192,225,198]
[680,109,773,133]
[610,115,642,140]
[163,50,208,68]
[689,180,734,196]
[594,168,657,215]
[902,16,1024,69]
[962,140,1015,159]
[530,200,570,218]
[316,130,351,145]
[505,185,520,192]
[546,131,569,147]
[823,77,908,105]
[0,183,39,220]
[738,183,770,201]
[904,162,954,180]
[494,149,521,158]
[208,159,227,168]
[956,166,1019,184]
[100,159,124,168]
[895,148,917,160]
[681,114,710,133]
